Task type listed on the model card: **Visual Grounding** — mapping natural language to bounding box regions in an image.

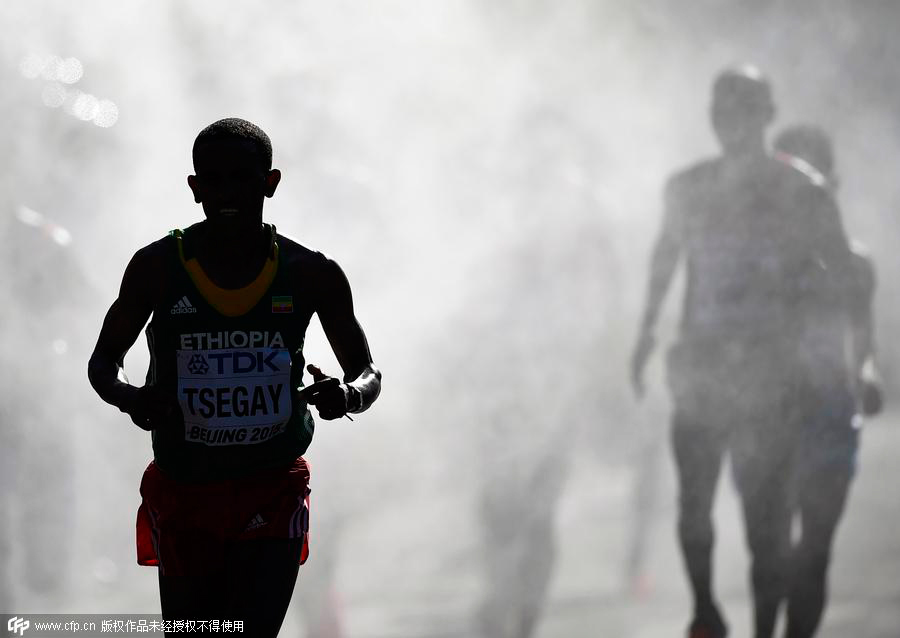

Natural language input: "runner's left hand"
[297,364,350,420]
[860,377,883,416]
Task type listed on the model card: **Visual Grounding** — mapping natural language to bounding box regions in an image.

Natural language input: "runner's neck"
[193,223,272,290]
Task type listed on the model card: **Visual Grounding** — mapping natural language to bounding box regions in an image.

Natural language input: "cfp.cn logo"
[7,617,29,636]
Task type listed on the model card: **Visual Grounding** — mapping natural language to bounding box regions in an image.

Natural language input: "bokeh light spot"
[58,57,84,84]
[15,205,42,227]
[50,225,73,246]
[93,99,119,127]
[72,92,99,121]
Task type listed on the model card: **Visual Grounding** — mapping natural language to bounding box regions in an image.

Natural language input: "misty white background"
[1,1,899,636]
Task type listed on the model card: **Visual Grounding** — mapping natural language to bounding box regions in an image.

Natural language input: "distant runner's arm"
[849,253,876,368]
[814,191,856,299]
[88,244,176,429]
[299,258,381,420]
[848,251,882,415]
[631,181,683,396]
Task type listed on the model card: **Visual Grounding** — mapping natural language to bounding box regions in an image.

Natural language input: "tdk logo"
[187,354,210,375]
[171,296,198,315]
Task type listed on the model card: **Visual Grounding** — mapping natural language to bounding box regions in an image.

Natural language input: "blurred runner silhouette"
[427,105,640,638]
[773,124,883,638]
[471,109,602,638]
[632,67,854,638]
[88,118,381,637]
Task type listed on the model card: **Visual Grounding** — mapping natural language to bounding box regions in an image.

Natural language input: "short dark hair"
[193,118,273,171]
[712,65,773,113]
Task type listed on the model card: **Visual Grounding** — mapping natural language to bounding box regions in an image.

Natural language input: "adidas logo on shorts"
[170,295,198,315]
[244,514,267,532]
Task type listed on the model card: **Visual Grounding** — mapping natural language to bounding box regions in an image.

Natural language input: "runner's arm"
[631,180,683,395]
[812,190,856,302]
[848,250,882,415]
[638,194,682,337]
[848,252,876,369]
[300,257,381,419]
[88,242,174,428]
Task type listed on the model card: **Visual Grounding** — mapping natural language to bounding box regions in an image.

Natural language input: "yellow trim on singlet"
[175,229,279,317]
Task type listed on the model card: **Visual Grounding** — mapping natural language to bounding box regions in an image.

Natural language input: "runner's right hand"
[124,385,181,431]
[297,364,354,420]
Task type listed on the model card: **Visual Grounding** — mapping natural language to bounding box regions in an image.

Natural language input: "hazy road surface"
[10,410,898,638]
[286,409,900,638]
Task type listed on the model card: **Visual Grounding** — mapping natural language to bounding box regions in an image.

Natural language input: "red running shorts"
[136,457,310,576]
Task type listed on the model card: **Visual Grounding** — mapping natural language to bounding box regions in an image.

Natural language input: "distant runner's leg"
[731,423,794,638]
[672,418,729,632]
[787,413,857,638]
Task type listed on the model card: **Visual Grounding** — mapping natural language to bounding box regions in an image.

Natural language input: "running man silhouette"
[773,124,883,638]
[631,67,853,638]
[88,118,381,637]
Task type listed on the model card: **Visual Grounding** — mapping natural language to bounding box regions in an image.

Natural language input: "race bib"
[176,347,292,446]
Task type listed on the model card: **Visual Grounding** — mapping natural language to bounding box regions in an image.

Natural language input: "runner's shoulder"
[128,234,174,276]
[770,152,829,190]
[665,156,721,195]
[116,235,174,306]
[275,231,342,280]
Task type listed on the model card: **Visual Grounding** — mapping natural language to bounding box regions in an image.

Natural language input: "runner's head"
[710,65,774,157]
[188,118,281,236]
[773,124,836,187]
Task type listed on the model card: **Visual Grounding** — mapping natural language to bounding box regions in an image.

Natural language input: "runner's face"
[189,139,276,237]
[711,99,770,155]
[710,81,772,156]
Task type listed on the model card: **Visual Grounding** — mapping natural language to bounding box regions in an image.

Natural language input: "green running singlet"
[144,223,319,482]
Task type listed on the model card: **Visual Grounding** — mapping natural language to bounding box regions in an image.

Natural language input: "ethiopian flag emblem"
[272,295,293,313]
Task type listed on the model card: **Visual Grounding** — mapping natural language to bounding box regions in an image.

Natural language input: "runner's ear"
[265,169,281,198]
[187,175,202,203]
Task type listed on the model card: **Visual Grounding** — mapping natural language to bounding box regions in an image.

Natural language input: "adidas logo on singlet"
[170,295,198,315]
